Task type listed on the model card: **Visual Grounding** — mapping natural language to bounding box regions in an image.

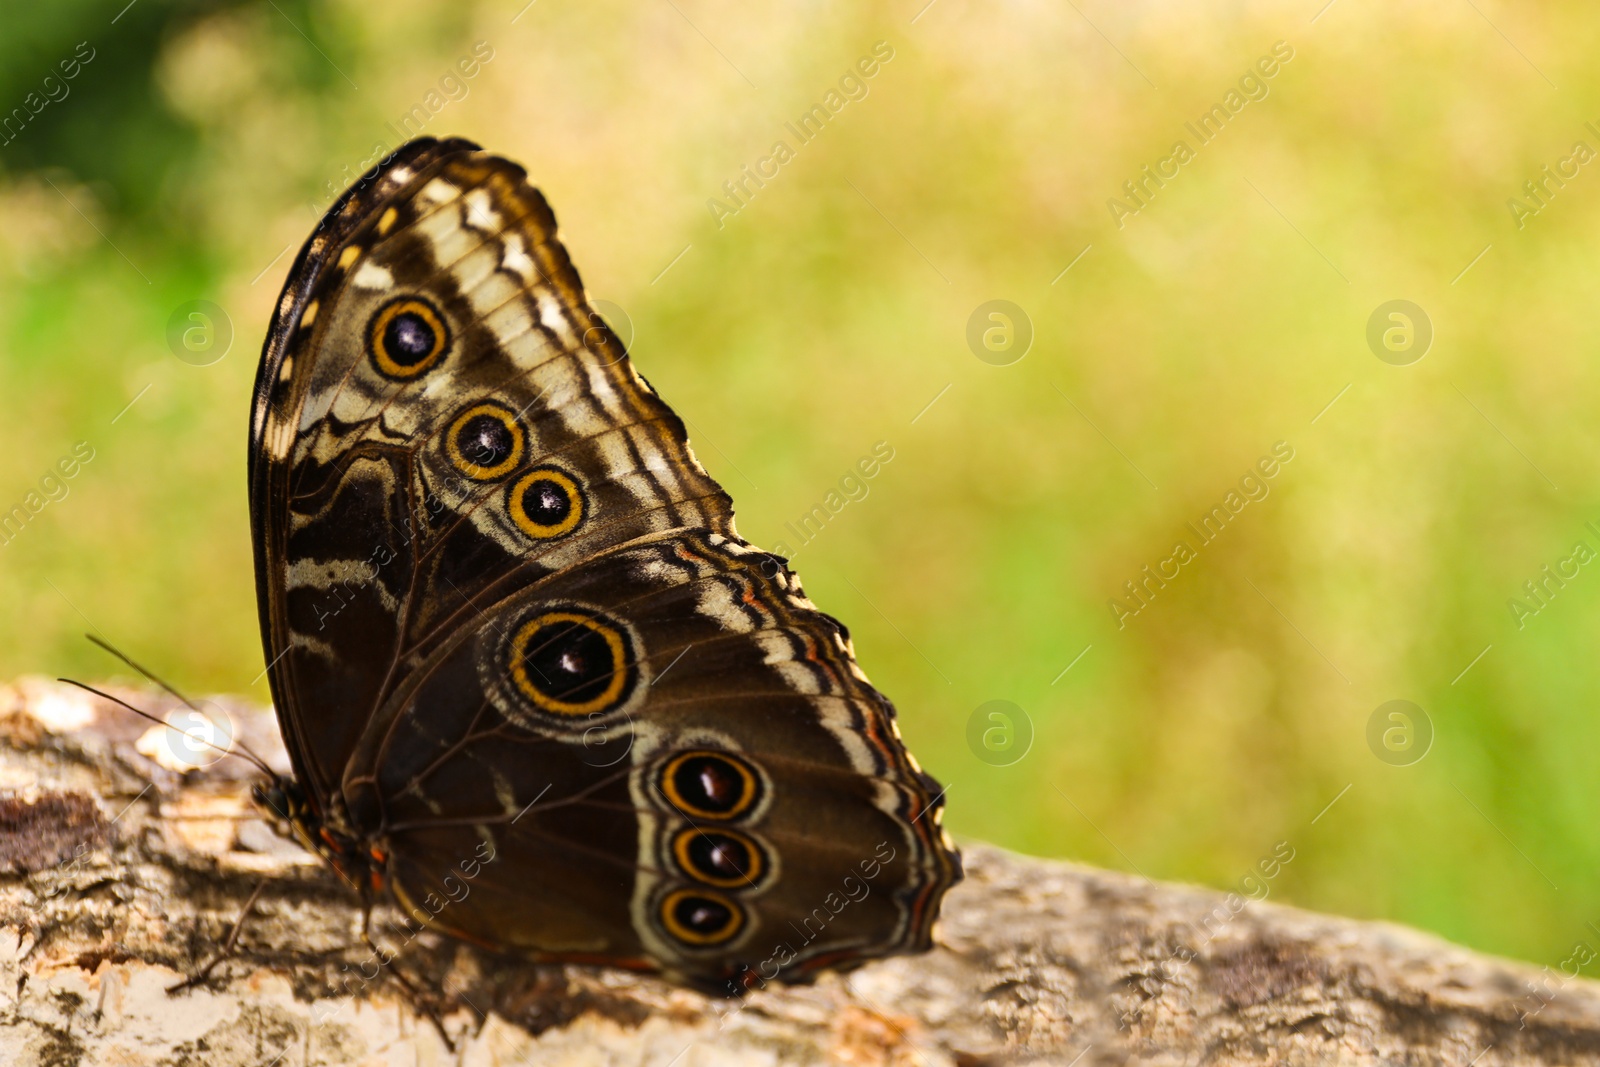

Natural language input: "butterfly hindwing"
[349,530,955,985]
[250,136,960,989]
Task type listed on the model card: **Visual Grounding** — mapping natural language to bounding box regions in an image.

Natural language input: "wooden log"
[0,678,1594,1066]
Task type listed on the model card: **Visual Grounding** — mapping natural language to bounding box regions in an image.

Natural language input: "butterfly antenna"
[58,678,277,779]
[80,634,281,775]
[86,633,201,711]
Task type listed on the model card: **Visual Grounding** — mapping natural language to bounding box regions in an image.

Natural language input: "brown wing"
[368,529,960,988]
[249,136,959,986]
[251,137,731,799]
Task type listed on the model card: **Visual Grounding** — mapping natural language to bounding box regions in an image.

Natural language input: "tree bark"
[0,678,1593,1066]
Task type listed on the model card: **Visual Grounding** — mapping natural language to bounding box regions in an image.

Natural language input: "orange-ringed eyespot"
[660,750,761,821]
[507,609,634,716]
[509,467,585,539]
[659,887,744,946]
[446,402,525,480]
[671,827,765,888]
[369,297,449,379]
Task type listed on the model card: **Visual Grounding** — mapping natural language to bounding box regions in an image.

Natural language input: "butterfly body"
[249,137,960,992]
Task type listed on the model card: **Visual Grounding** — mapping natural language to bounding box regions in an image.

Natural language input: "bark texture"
[0,678,1594,1066]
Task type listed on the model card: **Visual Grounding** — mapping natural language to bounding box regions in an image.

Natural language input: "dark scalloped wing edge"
[248,136,481,489]
[247,136,480,798]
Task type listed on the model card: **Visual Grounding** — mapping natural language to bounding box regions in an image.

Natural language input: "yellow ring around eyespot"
[445,403,526,480]
[659,750,758,821]
[369,298,448,379]
[508,611,628,716]
[658,887,745,946]
[670,827,765,889]
[509,468,585,539]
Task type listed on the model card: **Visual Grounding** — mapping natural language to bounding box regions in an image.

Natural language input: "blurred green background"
[3,0,1598,971]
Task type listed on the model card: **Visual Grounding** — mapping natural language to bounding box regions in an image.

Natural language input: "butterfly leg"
[359,922,457,1053]
[167,877,268,993]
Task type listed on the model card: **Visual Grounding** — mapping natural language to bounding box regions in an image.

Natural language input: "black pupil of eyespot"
[522,478,571,525]
[674,894,733,934]
[458,413,515,468]
[688,833,752,880]
[384,310,435,364]
[521,621,614,702]
[674,755,746,814]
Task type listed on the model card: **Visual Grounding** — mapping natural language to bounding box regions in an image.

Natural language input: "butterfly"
[247,135,960,994]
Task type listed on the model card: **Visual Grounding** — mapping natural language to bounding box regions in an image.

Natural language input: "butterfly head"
[252,775,387,895]
[252,775,311,837]
[251,775,336,859]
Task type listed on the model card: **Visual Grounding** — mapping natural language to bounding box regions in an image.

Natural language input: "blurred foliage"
[2,0,1599,971]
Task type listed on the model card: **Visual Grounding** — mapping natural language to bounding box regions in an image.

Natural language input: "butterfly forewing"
[250,136,960,990]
